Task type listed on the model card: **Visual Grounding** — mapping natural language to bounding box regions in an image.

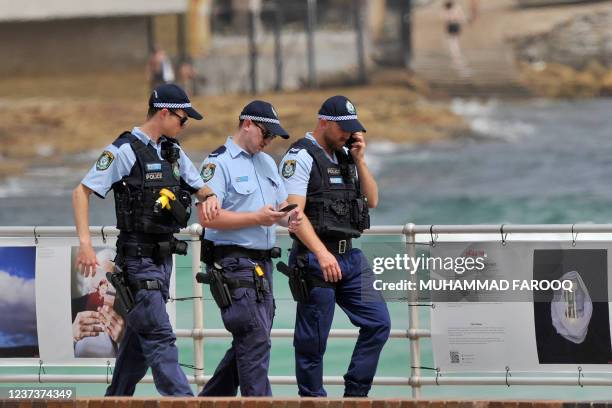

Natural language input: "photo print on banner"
[0,246,39,358]
[533,249,611,364]
[70,246,125,358]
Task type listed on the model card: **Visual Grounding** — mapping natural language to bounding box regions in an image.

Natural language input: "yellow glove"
[156,188,176,210]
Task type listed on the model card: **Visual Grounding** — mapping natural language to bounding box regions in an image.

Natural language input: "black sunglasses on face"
[169,110,189,126]
[254,122,275,140]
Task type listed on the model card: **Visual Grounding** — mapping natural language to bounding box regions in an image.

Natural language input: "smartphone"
[345,135,357,149]
[279,203,298,213]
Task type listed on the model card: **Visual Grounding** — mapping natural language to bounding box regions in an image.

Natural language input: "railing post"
[404,222,420,398]
[189,224,205,389]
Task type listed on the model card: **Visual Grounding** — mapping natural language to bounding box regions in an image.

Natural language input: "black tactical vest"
[288,138,370,240]
[111,132,194,235]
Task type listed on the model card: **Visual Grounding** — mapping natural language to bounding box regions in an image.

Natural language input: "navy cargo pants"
[290,248,391,397]
[199,257,274,396]
[105,256,193,396]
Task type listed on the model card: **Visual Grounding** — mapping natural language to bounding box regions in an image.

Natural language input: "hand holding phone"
[279,203,298,213]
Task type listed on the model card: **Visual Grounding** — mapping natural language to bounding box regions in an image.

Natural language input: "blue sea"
[2,98,612,399]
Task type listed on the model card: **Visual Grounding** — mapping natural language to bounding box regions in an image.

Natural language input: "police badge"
[282,160,296,178]
[96,151,114,171]
[172,162,181,180]
[201,163,216,182]
[345,100,356,115]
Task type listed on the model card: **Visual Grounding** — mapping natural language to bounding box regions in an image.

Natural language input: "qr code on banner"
[450,351,460,364]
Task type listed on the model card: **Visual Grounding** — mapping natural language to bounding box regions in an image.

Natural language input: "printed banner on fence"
[430,241,612,372]
[0,235,176,366]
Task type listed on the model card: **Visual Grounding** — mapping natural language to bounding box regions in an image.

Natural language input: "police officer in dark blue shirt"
[279,95,391,397]
[72,84,220,396]
[197,101,302,396]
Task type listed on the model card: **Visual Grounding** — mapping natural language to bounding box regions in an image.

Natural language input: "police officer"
[72,83,220,396]
[279,95,391,397]
[197,100,302,396]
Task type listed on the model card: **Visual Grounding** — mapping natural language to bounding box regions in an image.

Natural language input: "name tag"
[145,172,163,180]
[235,176,249,182]
[329,177,343,184]
[146,163,162,171]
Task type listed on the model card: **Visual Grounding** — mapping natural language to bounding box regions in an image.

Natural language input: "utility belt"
[106,265,163,313]
[200,239,281,266]
[196,262,270,309]
[117,235,188,265]
[214,245,281,262]
[294,237,352,256]
[276,258,335,303]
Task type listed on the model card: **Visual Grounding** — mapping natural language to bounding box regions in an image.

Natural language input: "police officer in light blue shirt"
[279,95,390,397]
[197,100,303,396]
[73,83,220,396]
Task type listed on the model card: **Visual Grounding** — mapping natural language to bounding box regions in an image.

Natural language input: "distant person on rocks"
[178,56,197,96]
[469,0,480,23]
[443,1,469,75]
[146,48,175,91]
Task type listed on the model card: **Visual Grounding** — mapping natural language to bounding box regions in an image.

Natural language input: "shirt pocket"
[230,177,257,195]
[266,176,282,206]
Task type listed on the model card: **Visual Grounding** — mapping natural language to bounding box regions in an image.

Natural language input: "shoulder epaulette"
[112,131,137,148]
[208,145,227,158]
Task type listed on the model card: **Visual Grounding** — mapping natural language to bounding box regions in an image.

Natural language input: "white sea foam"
[451,98,535,142]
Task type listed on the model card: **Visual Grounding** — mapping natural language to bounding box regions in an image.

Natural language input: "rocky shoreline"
[514,8,612,98]
[0,70,469,179]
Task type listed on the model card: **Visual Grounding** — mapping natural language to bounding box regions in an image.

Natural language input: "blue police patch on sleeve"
[96,151,114,171]
[282,160,296,178]
[201,163,216,182]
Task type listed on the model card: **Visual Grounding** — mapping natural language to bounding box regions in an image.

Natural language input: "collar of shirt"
[305,132,337,163]
[226,136,251,159]
[132,127,167,147]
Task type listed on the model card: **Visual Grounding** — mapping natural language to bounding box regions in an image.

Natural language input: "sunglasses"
[254,122,275,140]
[169,110,189,126]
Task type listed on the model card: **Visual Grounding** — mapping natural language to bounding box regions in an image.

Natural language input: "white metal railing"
[3,223,612,397]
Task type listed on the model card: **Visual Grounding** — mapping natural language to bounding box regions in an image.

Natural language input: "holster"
[106,260,135,312]
[277,257,334,303]
[277,261,310,303]
[196,263,232,309]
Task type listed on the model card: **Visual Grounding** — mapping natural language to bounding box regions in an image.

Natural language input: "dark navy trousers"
[105,256,193,397]
[290,248,391,397]
[199,257,274,396]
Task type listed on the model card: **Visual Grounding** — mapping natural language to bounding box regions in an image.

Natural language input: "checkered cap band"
[318,114,358,121]
[153,102,193,109]
[239,115,281,125]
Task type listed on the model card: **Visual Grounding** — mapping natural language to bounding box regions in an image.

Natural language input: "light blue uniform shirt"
[200,136,288,250]
[278,132,343,197]
[81,127,204,198]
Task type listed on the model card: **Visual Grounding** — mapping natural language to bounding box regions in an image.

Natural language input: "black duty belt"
[129,279,162,292]
[119,242,157,257]
[213,245,281,262]
[296,238,352,255]
[118,232,174,244]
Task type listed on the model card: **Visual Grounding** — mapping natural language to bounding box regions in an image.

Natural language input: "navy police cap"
[240,100,289,139]
[318,95,366,133]
[149,83,203,120]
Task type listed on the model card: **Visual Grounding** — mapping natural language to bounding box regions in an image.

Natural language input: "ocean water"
[2,98,612,399]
